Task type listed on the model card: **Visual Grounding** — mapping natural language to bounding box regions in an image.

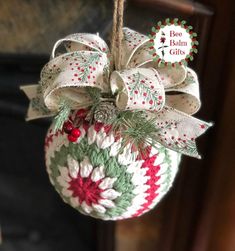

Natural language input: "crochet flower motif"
[57,155,120,214]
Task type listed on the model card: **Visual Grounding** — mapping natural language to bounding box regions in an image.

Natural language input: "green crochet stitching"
[47,135,176,219]
[49,138,136,218]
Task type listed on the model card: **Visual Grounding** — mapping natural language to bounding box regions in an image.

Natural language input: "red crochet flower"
[56,155,120,214]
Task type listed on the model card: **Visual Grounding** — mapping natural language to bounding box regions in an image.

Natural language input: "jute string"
[111,0,125,70]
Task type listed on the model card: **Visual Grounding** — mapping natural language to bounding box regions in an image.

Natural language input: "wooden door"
[112,1,235,251]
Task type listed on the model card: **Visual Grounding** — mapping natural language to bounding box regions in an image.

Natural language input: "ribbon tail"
[20,84,54,120]
[152,106,213,158]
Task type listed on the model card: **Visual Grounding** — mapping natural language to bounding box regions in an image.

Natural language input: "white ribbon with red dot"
[21,27,212,158]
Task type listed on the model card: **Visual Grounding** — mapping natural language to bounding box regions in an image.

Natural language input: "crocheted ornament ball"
[45,112,181,221]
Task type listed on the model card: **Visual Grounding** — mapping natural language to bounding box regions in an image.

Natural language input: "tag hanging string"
[111,0,125,70]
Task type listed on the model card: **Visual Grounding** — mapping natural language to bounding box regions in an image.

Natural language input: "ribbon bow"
[21,27,212,158]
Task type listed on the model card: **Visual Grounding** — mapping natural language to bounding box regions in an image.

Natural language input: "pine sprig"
[85,87,102,122]
[53,99,72,132]
[86,86,102,102]
[111,110,160,153]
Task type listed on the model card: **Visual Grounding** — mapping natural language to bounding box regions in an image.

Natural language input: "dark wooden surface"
[117,1,235,251]
[117,1,215,250]
[192,34,235,251]
[191,1,235,250]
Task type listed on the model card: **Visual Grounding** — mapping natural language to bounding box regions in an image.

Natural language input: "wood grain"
[115,208,164,251]
[191,4,235,250]
[116,1,215,251]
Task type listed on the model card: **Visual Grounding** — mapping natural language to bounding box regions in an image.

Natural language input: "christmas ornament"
[45,112,181,220]
[21,0,212,220]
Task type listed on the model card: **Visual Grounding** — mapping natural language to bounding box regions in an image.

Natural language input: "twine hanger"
[111,0,125,70]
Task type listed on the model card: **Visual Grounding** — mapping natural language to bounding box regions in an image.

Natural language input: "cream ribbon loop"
[21,27,212,158]
[110,68,165,112]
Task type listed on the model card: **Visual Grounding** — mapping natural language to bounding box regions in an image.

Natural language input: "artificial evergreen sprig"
[53,87,102,132]
[85,86,161,152]
[53,86,162,154]
[85,86,102,123]
[85,86,102,103]
[110,110,160,154]
[53,98,72,132]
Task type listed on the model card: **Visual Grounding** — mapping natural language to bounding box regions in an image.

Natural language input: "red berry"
[71,128,81,138]
[68,134,77,142]
[63,121,74,134]
[76,109,87,119]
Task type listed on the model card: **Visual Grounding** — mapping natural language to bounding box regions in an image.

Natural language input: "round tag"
[149,19,198,67]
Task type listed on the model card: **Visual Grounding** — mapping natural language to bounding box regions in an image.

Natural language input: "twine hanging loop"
[111,0,125,70]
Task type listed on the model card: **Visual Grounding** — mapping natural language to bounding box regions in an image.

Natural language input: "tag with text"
[148,18,198,67]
